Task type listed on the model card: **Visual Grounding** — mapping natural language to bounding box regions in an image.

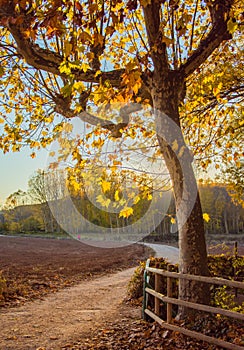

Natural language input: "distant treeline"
[0,184,243,240]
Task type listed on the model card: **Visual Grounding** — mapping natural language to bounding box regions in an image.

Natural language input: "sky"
[0,148,49,207]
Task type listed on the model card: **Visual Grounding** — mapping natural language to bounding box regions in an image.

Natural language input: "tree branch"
[54,102,143,138]
[142,1,169,74]
[6,23,124,87]
[6,20,153,100]
[180,0,234,77]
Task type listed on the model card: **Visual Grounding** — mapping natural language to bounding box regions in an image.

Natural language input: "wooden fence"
[142,259,244,350]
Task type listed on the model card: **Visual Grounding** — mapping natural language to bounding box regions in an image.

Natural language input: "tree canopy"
[0,0,242,145]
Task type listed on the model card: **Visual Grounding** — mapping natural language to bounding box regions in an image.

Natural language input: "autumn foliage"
[0,0,243,309]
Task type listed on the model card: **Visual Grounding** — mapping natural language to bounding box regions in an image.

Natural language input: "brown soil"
[0,236,152,349]
[0,236,149,308]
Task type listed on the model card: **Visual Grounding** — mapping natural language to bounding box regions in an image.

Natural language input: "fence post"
[167,264,173,323]
[234,241,238,257]
[234,241,238,298]
[155,272,160,316]
[142,259,150,320]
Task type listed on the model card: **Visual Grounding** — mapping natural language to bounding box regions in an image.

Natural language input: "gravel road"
[142,243,179,264]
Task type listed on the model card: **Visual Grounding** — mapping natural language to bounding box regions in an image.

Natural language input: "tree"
[28,169,66,232]
[4,189,28,224]
[0,0,242,315]
[224,162,244,207]
[199,183,244,235]
[3,189,31,232]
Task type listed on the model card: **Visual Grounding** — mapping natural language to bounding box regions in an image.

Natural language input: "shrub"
[127,261,146,300]
[128,257,178,300]
[208,254,244,280]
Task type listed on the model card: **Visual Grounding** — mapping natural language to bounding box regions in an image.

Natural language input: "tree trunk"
[151,74,210,318]
[224,209,229,235]
[41,204,48,233]
[236,213,240,234]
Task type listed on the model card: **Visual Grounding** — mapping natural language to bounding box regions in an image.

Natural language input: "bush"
[212,285,244,313]
[21,216,42,232]
[128,257,178,300]
[208,254,244,280]
[127,261,146,300]
[208,254,244,313]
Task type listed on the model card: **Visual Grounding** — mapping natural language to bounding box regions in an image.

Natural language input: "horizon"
[0,147,49,207]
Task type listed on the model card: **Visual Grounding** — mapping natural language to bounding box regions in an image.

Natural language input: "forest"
[1,170,243,239]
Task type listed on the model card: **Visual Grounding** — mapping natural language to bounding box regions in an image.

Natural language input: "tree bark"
[151,73,210,317]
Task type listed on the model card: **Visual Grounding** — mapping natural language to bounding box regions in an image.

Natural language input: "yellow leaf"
[127,128,136,139]
[15,115,23,126]
[12,144,20,152]
[119,207,134,218]
[213,87,220,96]
[96,194,111,208]
[133,195,140,205]
[132,81,142,94]
[95,70,102,77]
[64,40,72,57]
[0,118,4,123]
[203,213,210,223]
[119,198,126,206]
[114,190,120,201]
[113,160,122,166]
[170,217,176,224]
[101,180,111,193]
[62,123,73,133]
[72,181,80,192]
[81,62,90,73]
[227,18,238,34]
[59,61,72,75]
[73,81,85,92]
[92,137,104,148]
[49,151,55,157]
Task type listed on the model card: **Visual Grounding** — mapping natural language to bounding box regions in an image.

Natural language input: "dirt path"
[0,268,139,350]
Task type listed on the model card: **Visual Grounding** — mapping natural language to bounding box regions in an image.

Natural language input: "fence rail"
[142,259,244,350]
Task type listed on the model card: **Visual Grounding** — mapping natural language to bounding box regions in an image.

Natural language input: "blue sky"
[0,148,48,207]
